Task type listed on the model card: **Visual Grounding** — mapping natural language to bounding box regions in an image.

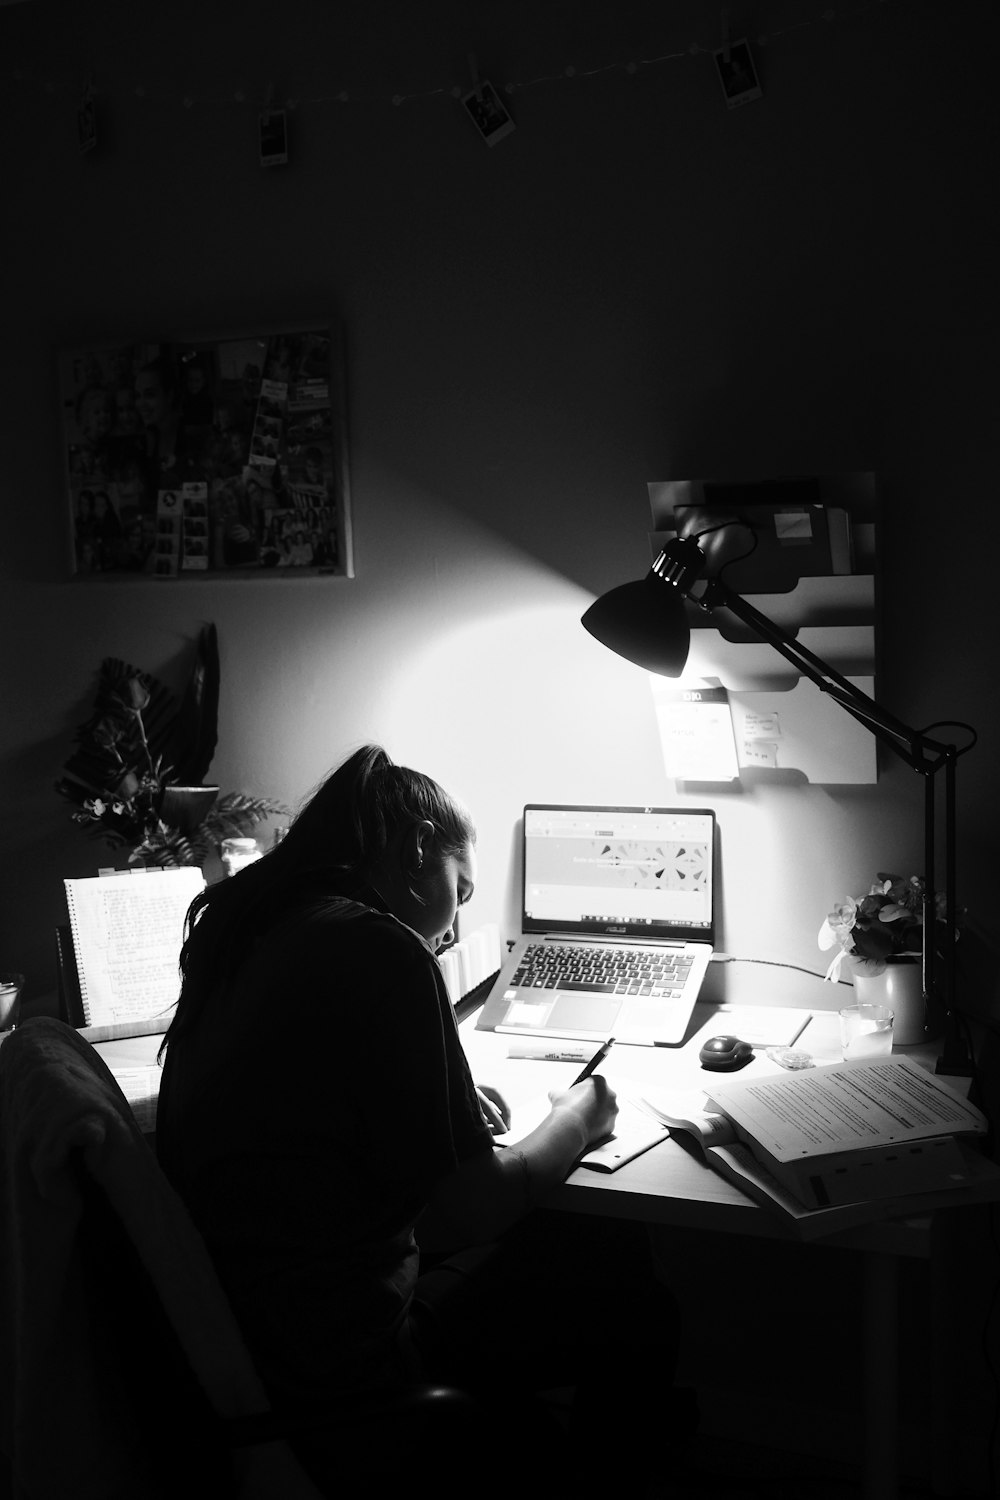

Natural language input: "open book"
[633,1058,998,1238]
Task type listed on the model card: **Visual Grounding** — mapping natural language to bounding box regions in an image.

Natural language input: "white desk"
[462,998,945,1248]
[93,1033,164,1135]
[459,998,993,1500]
[94,988,994,1499]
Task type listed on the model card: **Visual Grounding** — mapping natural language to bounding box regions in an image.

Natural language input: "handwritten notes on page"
[63,868,204,1038]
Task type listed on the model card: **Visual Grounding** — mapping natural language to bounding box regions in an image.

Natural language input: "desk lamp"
[581,520,974,1076]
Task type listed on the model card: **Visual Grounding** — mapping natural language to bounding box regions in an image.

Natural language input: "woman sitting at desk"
[156,745,679,1491]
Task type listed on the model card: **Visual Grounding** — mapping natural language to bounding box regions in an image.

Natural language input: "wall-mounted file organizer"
[646,473,879,785]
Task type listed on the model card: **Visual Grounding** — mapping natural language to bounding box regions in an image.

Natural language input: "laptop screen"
[522,805,716,941]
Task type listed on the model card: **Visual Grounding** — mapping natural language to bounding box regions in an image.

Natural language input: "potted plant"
[56,624,286,869]
[818,873,952,1044]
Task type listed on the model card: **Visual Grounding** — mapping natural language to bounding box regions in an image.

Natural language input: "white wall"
[1,0,997,1018]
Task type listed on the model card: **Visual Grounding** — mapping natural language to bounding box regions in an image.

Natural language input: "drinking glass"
[839,1003,894,1061]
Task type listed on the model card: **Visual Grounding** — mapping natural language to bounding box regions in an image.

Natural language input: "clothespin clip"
[721,8,732,64]
[78,75,97,154]
[467,52,483,101]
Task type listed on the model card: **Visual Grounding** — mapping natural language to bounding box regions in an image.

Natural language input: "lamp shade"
[581,570,691,677]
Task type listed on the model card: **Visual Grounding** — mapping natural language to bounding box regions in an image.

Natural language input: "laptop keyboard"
[512,943,695,999]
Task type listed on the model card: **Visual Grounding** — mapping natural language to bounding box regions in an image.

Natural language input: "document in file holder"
[62,867,204,1040]
[477,804,717,1046]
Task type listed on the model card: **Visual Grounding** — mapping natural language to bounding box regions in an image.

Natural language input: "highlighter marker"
[506,1042,595,1062]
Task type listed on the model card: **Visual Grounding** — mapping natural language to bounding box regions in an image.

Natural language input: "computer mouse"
[698,1034,754,1071]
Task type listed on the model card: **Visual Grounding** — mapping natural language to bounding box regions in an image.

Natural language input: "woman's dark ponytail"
[162,744,473,1053]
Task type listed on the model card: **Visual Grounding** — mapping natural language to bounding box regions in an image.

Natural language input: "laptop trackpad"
[547,993,621,1032]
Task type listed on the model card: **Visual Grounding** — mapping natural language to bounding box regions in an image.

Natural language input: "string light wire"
[5,0,897,117]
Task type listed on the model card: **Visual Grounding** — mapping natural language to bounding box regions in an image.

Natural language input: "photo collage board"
[59,323,352,578]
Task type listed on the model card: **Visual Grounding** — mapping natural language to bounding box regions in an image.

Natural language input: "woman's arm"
[416,1076,617,1251]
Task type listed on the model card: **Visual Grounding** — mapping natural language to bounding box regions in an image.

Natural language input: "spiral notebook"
[62,867,203,1041]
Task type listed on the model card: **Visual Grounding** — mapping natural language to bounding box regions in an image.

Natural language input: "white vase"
[853,960,939,1047]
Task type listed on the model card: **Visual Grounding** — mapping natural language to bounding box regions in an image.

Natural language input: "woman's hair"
[161,744,474,1051]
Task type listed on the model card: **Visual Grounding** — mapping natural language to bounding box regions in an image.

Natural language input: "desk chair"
[0,1018,491,1500]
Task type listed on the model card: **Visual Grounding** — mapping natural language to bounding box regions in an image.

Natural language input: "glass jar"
[220,837,261,877]
[0,972,24,1031]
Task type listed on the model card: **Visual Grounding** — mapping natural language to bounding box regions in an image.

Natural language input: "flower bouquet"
[818,873,946,983]
[56,624,287,868]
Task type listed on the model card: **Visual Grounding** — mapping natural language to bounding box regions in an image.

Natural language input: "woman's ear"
[402,819,436,878]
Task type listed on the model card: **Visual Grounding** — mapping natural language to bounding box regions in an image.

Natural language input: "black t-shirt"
[156,893,493,1402]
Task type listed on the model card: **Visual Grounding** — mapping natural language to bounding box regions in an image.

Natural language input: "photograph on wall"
[713,38,763,109]
[462,80,516,146]
[58,322,353,579]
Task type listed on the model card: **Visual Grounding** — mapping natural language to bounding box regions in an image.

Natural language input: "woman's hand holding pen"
[547,1075,618,1147]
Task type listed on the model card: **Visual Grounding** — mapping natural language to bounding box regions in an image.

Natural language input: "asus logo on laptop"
[606,925,626,933]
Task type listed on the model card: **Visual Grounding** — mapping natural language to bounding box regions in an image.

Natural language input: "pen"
[570,1037,615,1086]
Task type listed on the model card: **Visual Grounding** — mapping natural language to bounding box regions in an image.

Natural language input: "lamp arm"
[702,578,954,771]
[700,576,968,1073]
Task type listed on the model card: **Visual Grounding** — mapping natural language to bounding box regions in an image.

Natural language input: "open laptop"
[476,804,717,1047]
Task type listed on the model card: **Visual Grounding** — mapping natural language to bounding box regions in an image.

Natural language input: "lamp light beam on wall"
[582,521,977,1077]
